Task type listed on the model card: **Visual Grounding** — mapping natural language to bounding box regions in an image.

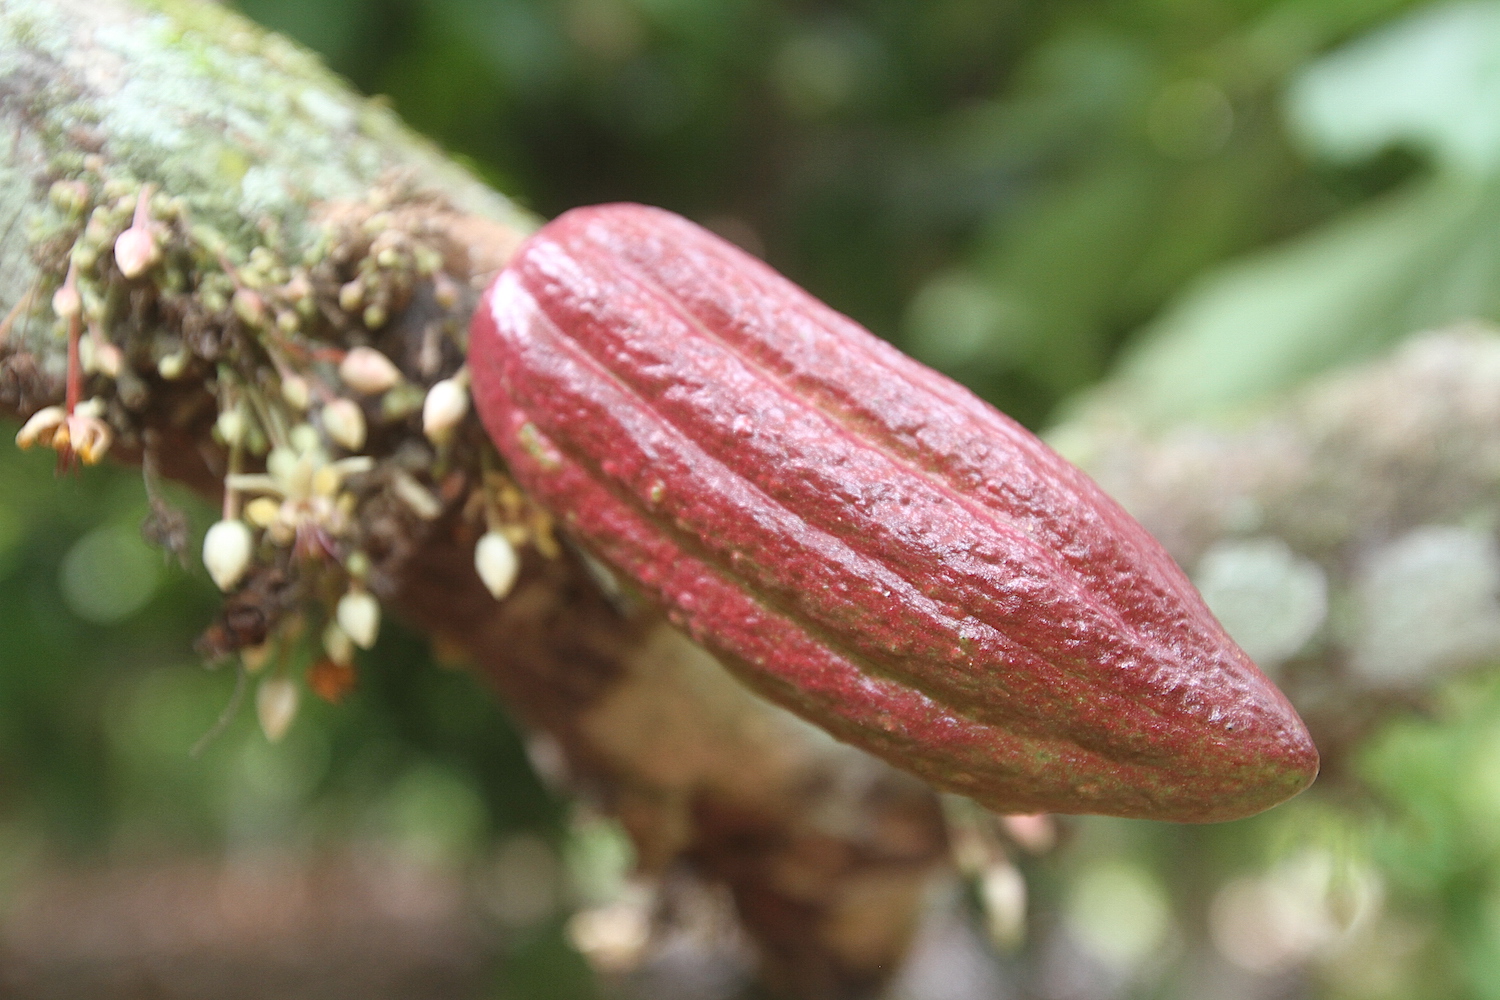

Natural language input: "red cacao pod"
[470,204,1318,823]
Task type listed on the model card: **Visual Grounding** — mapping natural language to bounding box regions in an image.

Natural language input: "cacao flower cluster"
[470,204,1318,823]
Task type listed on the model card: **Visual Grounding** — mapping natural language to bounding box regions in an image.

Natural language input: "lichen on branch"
[0,0,551,677]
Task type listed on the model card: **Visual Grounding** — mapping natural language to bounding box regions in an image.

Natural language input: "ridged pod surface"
[470,204,1318,823]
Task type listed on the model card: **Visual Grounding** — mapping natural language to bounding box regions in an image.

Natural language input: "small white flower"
[114,185,161,280]
[256,677,299,742]
[52,283,81,319]
[53,260,81,319]
[113,226,159,279]
[281,374,311,411]
[216,408,248,448]
[85,338,123,378]
[339,346,403,395]
[289,422,320,455]
[15,406,67,450]
[322,398,367,451]
[64,410,113,464]
[475,531,520,600]
[203,519,253,591]
[322,619,355,666]
[337,589,380,649]
[225,436,369,556]
[15,404,113,464]
[422,377,469,444]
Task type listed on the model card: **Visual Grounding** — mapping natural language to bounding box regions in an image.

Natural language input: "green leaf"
[1090,171,1500,424]
[1288,1,1500,171]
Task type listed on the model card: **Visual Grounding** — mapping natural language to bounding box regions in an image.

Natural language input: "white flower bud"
[157,350,188,380]
[90,340,123,378]
[422,377,469,444]
[215,408,248,448]
[322,398,367,452]
[1001,813,1056,854]
[203,518,253,591]
[336,589,380,649]
[265,446,299,484]
[345,550,371,581]
[289,422,321,455]
[232,288,266,327]
[338,279,364,312]
[281,374,311,411]
[338,346,403,395]
[256,677,299,742]
[323,620,355,666]
[113,225,159,279]
[52,283,81,319]
[475,531,520,600]
[979,862,1027,950]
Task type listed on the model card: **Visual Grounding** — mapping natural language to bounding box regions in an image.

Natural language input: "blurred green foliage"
[8,0,1500,997]
[1104,0,1500,424]
[239,0,1438,425]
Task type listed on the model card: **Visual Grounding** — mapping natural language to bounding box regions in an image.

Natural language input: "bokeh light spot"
[59,523,161,625]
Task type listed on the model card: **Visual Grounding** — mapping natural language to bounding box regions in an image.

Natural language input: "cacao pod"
[470,203,1318,823]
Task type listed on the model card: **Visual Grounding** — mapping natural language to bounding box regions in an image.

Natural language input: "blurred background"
[4,0,1500,996]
